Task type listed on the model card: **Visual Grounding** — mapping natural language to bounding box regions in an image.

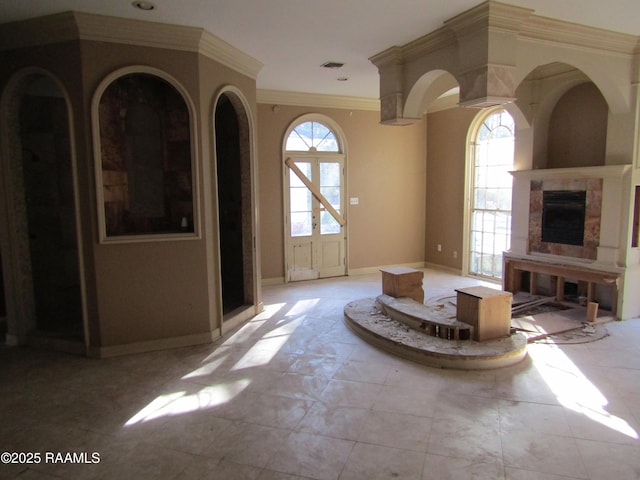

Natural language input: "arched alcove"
[95,72,196,240]
[516,63,605,170]
[547,82,608,168]
[0,70,85,347]
[214,89,256,323]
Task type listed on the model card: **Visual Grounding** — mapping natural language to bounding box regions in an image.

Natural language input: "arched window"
[285,120,340,152]
[469,109,515,280]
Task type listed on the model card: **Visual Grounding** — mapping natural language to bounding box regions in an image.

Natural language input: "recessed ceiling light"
[322,62,344,69]
[132,1,155,11]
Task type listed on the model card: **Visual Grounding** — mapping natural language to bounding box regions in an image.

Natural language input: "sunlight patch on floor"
[286,298,319,317]
[531,344,638,439]
[124,379,251,426]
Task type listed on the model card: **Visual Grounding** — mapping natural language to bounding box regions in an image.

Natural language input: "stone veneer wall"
[528,178,603,259]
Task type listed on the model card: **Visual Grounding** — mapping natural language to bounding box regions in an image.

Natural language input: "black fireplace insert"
[541,190,586,246]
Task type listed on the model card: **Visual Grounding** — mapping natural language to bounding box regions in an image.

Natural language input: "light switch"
[350,197,359,205]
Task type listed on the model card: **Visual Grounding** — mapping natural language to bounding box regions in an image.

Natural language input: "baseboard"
[87,332,217,358]
[423,262,463,275]
[262,276,285,286]
[348,262,426,276]
[222,304,261,334]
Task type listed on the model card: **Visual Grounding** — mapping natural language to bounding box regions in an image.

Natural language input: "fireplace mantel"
[510,164,631,181]
[507,163,635,318]
[509,163,632,266]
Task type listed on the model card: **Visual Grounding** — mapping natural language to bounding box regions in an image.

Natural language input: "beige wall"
[425,107,478,271]
[78,42,212,348]
[0,28,260,353]
[257,104,426,281]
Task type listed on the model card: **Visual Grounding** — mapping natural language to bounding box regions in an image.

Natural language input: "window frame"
[465,108,515,281]
[91,66,200,244]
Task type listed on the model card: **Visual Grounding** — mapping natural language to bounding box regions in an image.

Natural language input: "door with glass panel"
[286,156,346,281]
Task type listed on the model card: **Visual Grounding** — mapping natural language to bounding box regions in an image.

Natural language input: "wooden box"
[380,267,424,303]
[455,286,512,341]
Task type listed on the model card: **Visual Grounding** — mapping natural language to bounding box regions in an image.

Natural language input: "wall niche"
[547,82,608,169]
[98,73,194,238]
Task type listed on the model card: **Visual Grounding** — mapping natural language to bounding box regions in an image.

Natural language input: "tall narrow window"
[469,110,515,280]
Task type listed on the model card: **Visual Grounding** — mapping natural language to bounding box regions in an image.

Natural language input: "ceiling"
[1,0,638,99]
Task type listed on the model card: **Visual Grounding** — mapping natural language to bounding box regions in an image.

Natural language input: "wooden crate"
[455,286,512,341]
[380,267,424,303]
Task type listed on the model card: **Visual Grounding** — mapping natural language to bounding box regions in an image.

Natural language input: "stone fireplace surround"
[529,177,602,260]
[506,165,632,316]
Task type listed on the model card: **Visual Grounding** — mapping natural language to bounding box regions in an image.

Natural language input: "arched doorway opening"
[214,91,256,322]
[0,71,85,348]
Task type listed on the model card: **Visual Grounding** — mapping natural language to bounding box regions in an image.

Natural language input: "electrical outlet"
[453,251,458,259]
[437,244,442,252]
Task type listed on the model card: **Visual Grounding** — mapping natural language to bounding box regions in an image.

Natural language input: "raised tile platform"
[344,297,528,370]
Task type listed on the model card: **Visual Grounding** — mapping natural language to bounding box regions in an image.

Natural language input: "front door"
[286,156,346,281]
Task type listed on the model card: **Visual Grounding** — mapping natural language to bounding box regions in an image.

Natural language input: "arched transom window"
[285,120,340,152]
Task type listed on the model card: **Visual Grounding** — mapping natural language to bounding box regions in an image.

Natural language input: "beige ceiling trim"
[0,11,263,79]
[74,12,264,79]
[371,7,639,71]
[521,15,639,56]
[257,89,379,111]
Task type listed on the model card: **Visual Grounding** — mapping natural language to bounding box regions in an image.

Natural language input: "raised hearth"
[344,296,527,370]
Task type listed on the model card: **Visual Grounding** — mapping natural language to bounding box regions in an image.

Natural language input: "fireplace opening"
[541,190,586,246]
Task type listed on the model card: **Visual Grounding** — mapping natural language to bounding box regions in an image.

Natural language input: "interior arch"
[213,86,259,332]
[0,68,87,349]
[404,70,459,118]
[516,62,609,169]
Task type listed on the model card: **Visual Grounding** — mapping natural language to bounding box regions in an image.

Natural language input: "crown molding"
[521,14,640,56]
[369,2,640,73]
[369,27,456,68]
[401,27,456,64]
[444,1,533,36]
[369,46,403,69]
[257,89,380,111]
[0,11,263,79]
[195,29,263,79]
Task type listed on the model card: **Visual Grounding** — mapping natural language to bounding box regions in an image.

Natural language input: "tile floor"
[1,268,639,479]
